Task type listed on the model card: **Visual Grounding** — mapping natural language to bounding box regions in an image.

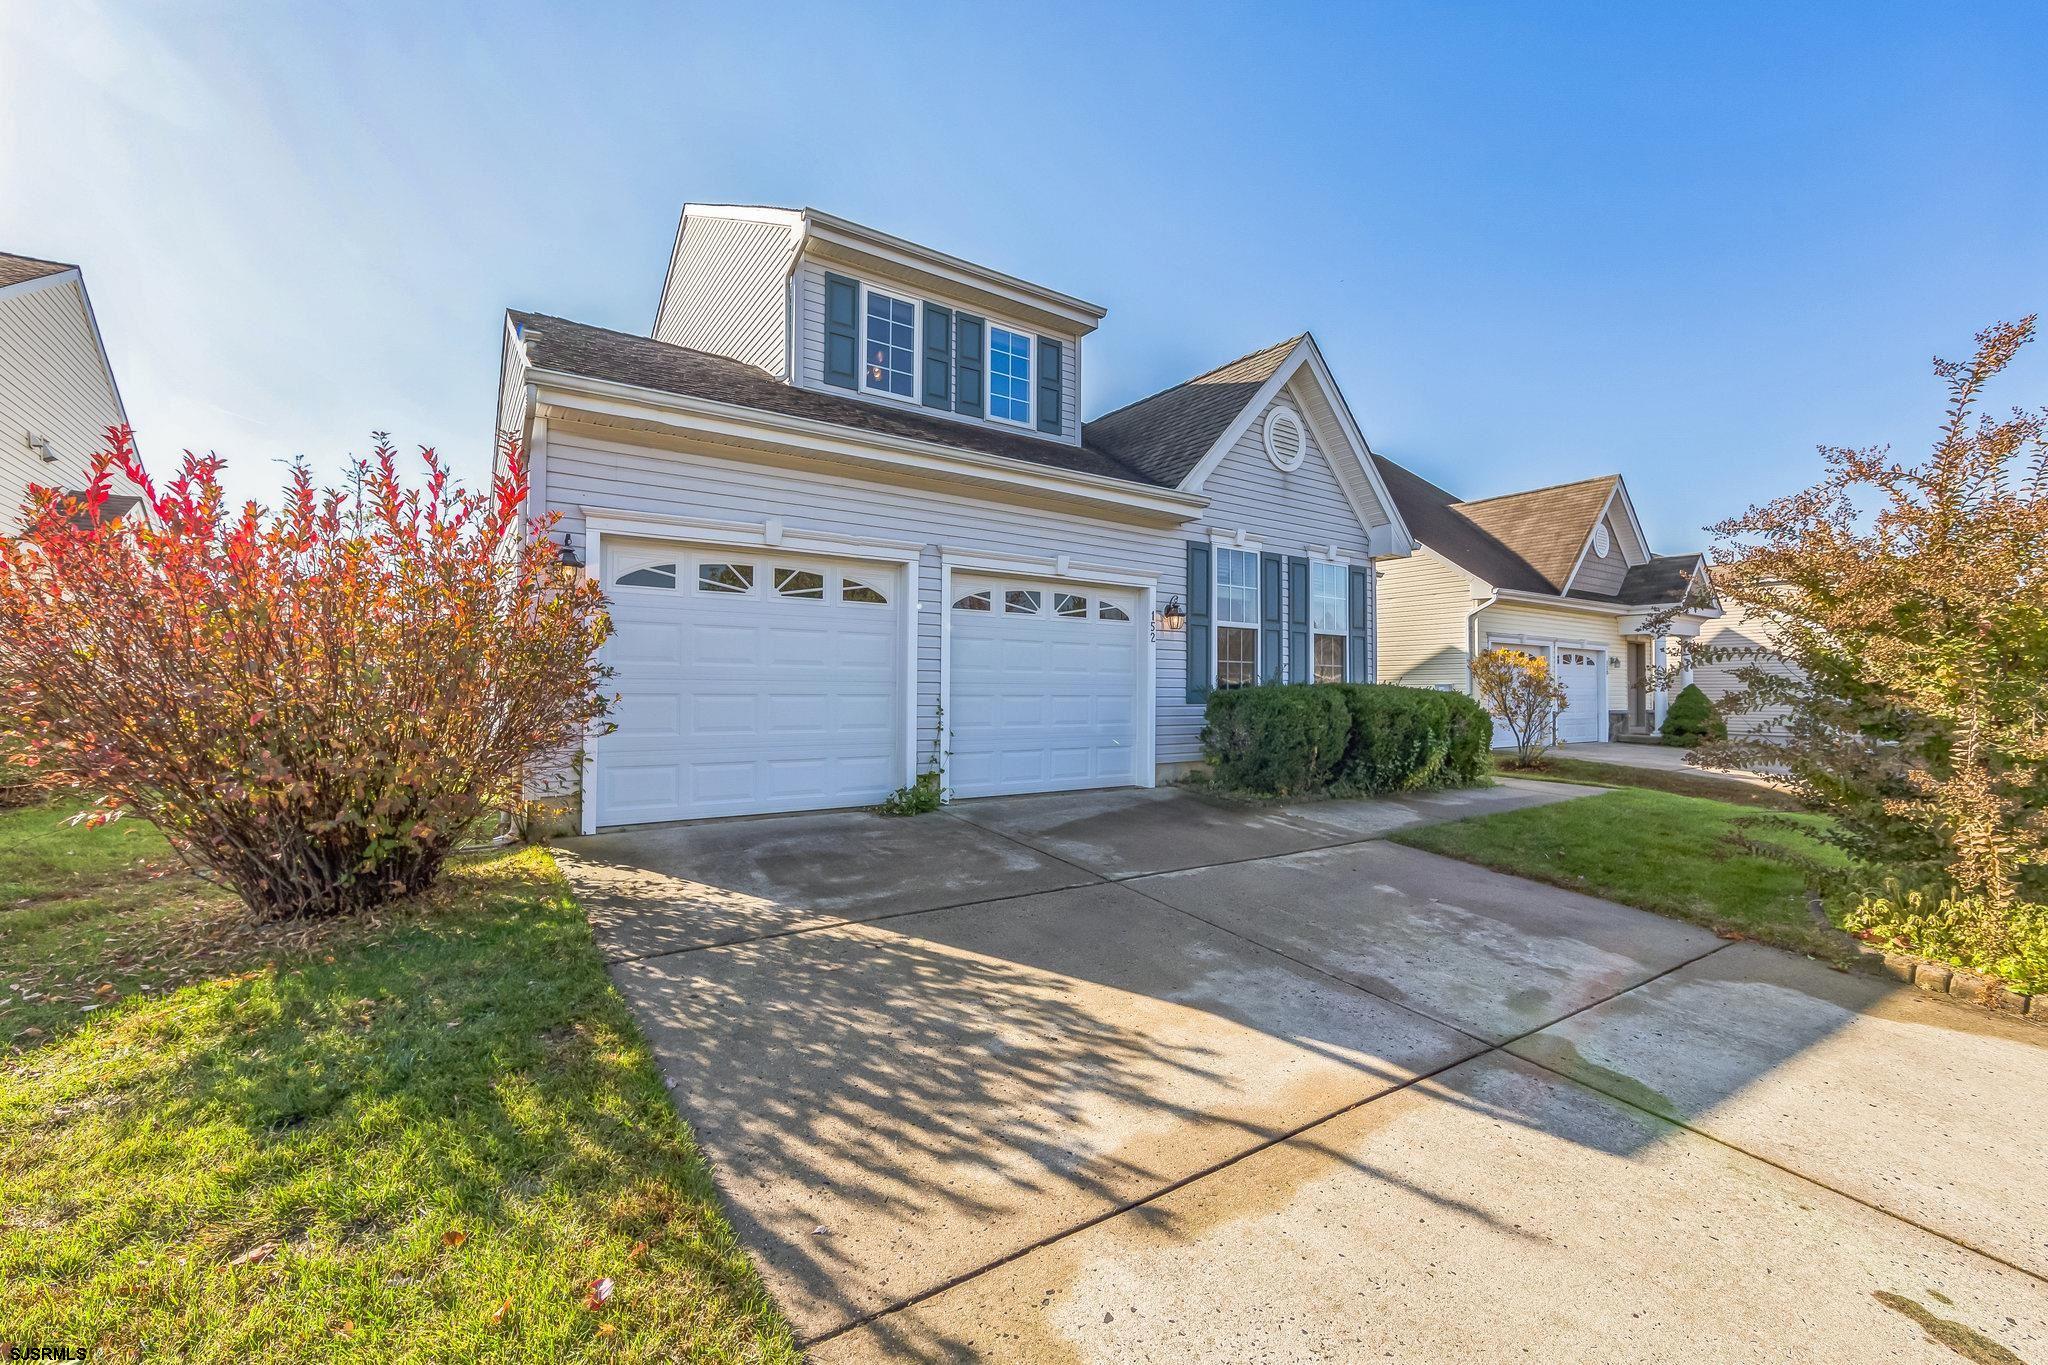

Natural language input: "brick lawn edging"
[1808,892,2042,1022]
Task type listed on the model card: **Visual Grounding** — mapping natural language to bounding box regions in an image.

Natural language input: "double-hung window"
[1310,561,1348,683]
[863,288,917,397]
[988,326,1032,424]
[1214,547,1260,688]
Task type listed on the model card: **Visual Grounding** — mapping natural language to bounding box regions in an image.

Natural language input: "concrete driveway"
[556,781,2048,1362]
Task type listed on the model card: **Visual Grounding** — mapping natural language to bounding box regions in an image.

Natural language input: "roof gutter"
[526,367,1208,525]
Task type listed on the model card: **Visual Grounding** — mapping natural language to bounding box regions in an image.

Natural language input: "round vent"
[1263,405,1306,472]
[1593,523,1612,557]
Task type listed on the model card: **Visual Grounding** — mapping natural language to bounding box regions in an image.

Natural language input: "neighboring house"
[0,252,143,528]
[1689,594,1802,739]
[1372,459,1719,744]
[497,204,1413,831]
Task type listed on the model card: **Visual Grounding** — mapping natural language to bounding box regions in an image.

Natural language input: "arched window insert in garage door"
[607,550,890,607]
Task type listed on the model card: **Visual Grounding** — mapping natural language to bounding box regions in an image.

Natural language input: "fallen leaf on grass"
[490,1297,513,1327]
[229,1242,278,1267]
[443,1229,467,1248]
[596,1322,617,1338]
[582,1277,614,1311]
[331,1319,355,1339]
[627,1240,649,1263]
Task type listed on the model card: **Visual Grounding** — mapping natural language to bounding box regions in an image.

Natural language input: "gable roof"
[1590,553,1706,607]
[509,311,1155,485]
[0,252,75,289]
[1449,475,1619,592]
[1083,336,1301,486]
[1369,455,1554,593]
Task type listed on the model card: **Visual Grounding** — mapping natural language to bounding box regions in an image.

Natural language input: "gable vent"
[1593,522,1611,557]
[1263,405,1306,472]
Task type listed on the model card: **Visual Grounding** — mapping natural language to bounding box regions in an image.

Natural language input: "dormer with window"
[650,205,1102,448]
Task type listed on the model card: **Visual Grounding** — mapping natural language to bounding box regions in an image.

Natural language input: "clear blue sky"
[4,2,2043,549]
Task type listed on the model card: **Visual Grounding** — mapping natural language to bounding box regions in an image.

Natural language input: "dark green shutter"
[1348,565,1373,682]
[1260,552,1284,684]
[1287,556,1310,683]
[922,303,953,409]
[823,272,859,390]
[1036,337,1062,434]
[954,313,985,417]
[1185,541,1211,703]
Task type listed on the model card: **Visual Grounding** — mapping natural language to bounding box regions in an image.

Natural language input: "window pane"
[842,578,888,604]
[1314,633,1346,684]
[1311,562,1348,634]
[953,590,991,611]
[1054,592,1087,618]
[1217,626,1257,689]
[989,327,1031,422]
[1004,589,1041,614]
[1098,602,1129,622]
[864,289,916,396]
[616,562,677,589]
[697,562,754,593]
[1216,548,1260,626]
[774,567,825,599]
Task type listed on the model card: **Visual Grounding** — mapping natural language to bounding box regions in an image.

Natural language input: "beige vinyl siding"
[0,277,130,526]
[1376,544,1479,690]
[791,259,1083,445]
[1691,599,1801,738]
[1475,600,1628,743]
[1568,510,1631,595]
[651,214,798,378]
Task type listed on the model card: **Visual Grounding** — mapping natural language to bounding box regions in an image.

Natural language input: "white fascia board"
[1177,342,1305,493]
[528,369,1207,523]
[798,209,1106,330]
[1492,587,1637,616]
[0,266,79,307]
[1607,474,1650,557]
[1296,335,1415,557]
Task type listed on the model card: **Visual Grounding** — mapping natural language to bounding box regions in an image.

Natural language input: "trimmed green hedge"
[1201,683,1493,797]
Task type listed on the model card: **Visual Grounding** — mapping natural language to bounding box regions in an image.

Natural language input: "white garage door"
[1554,647,1605,743]
[594,540,908,825]
[948,575,1145,800]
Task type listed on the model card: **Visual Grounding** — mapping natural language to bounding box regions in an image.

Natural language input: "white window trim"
[985,324,1035,429]
[859,282,922,406]
[1262,404,1307,472]
[1212,541,1263,689]
[1308,558,1349,684]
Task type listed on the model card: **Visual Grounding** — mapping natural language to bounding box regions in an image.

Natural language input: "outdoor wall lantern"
[1157,595,1187,633]
[555,533,585,583]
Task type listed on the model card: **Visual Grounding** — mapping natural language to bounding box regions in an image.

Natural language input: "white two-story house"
[497,205,1412,832]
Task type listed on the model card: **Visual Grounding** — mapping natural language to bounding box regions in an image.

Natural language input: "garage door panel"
[595,544,908,826]
[948,576,1146,800]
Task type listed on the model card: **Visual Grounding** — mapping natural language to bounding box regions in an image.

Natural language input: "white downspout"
[1465,591,1501,695]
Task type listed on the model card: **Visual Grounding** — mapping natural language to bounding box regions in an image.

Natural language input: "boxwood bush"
[1660,683,1727,746]
[1201,683,1492,798]
[1201,685,1351,796]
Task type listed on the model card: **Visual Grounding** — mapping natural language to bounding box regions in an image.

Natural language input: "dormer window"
[988,326,1032,425]
[864,288,917,398]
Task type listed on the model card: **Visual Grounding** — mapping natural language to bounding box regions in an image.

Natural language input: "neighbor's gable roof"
[1084,336,1302,486]
[1594,553,1707,607]
[0,252,75,290]
[1369,455,1554,594]
[1451,475,1620,592]
[508,311,1154,485]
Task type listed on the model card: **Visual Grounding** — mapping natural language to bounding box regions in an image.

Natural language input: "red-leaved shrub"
[0,428,612,919]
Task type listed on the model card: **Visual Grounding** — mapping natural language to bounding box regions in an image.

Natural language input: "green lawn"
[0,802,796,1363]
[1393,786,1856,960]
[1494,752,1804,811]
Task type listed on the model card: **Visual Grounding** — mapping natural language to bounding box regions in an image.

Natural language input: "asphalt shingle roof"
[510,312,1158,485]
[1374,456,1696,606]
[1082,336,1301,486]
[0,252,74,288]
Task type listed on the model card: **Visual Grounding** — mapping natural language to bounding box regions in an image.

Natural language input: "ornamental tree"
[0,428,612,920]
[1695,317,2048,934]
[1470,647,1565,767]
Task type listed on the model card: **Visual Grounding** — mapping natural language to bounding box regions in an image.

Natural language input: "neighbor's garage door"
[1554,647,1605,744]
[948,575,1144,799]
[594,540,908,825]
